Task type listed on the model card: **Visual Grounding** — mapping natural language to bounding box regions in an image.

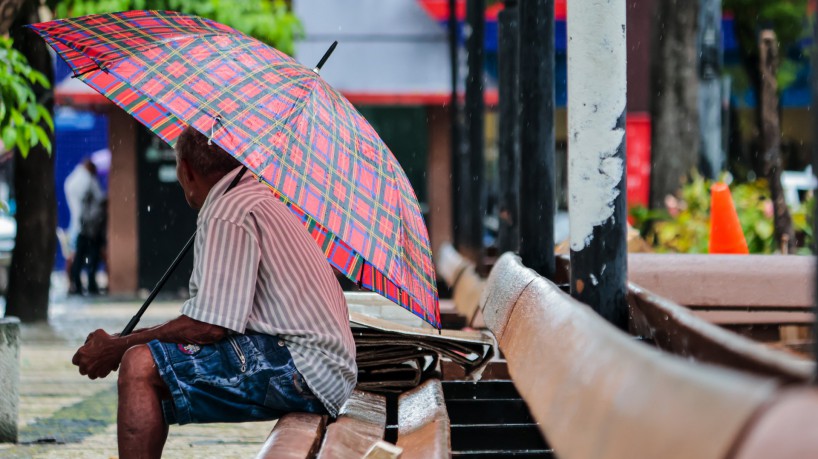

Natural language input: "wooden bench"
[481,252,783,459]
[628,253,816,353]
[436,242,486,327]
[628,254,814,326]
[629,283,812,384]
[256,380,451,458]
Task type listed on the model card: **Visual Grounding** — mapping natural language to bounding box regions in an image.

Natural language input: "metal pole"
[811,6,818,382]
[449,0,465,249]
[497,0,520,253]
[519,0,556,278]
[567,0,628,329]
[463,0,485,262]
[698,0,723,178]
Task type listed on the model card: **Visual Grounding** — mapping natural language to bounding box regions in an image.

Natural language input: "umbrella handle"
[120,166,248,336]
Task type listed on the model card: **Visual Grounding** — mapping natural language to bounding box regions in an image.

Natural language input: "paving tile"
[3,298,279,458]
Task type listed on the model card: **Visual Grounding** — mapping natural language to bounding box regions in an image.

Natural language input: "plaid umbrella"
[31,10,440,328]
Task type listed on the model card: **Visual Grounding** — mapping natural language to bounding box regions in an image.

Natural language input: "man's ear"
[179,157,197,184]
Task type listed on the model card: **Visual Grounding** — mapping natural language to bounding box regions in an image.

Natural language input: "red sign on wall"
[418,0,567,21]
[626,113,652,211]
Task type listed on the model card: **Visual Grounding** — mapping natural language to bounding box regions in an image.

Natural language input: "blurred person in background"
[64,158,105,295]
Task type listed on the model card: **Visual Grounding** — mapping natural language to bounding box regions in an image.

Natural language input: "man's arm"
[72,315,228,380]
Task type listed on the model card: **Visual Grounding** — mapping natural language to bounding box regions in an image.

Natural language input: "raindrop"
[147,205,151,212]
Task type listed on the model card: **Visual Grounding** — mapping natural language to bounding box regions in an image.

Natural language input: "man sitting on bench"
[71,126,358,459]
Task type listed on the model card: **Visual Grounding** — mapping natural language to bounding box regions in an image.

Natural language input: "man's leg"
[118,345,170,459]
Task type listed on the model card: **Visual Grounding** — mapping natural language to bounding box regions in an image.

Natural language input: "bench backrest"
[628,254,813,310]
[436,242,485,322]
[629,283,813,383]
[481,253,779,459]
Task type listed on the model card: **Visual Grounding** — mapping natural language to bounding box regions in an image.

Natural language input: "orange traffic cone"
[709,182,749,254]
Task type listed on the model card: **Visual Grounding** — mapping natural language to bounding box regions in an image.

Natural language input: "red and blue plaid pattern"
[31,10,440,328]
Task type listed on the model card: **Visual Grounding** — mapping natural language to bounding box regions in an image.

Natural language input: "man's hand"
[69,316,226,381]
[72,329,125,380]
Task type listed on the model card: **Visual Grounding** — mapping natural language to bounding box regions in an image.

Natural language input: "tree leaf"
[754,219,774,240]
[16,134,29,158]
[37,106,54,132]
[10,109,24,127]
[1,125,17,148]
[33,126,52,154]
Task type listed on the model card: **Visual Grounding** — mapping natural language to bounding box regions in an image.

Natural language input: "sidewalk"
[0,291,274,458]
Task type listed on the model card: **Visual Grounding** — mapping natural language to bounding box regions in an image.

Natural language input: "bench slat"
[317,390,387,459]
[692,310,814,325]
[396,379,451,459]
[628,254,814,310]
[255,412,327,459]
[629,283,813,383]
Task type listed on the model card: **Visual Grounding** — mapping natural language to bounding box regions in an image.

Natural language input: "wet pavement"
[0,279,274,458]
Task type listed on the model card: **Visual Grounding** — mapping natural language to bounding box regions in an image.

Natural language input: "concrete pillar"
[426,105,453,255]
[0,317,20,443]
[107,108,139,295]
[567,0,629,329]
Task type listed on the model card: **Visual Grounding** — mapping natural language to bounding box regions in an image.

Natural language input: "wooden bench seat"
[254,390,386,459]
[256,381,453,459]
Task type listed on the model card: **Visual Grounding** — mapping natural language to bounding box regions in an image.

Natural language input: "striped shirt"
[180,167,357,416]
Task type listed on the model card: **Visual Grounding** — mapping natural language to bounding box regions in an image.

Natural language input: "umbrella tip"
[313,41,338,74]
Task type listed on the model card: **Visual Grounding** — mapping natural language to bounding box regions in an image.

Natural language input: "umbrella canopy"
[30,10,440,328]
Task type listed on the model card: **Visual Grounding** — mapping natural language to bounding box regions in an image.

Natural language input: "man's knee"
[119,345,161,389]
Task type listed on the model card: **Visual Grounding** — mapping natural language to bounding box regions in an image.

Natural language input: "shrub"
[630,173,813,254]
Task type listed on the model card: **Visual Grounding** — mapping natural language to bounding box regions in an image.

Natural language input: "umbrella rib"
[53,30,235,78]
[247,78,318,177]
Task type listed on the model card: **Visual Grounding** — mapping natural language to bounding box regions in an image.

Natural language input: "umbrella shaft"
[120,167,248,336]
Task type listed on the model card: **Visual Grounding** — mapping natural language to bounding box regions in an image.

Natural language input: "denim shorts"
[147,333,327,425]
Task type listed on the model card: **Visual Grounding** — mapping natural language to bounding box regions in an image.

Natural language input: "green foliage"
[0,37,54,159]
[631,173,814,254]
[723,0,810,92]
[724,0,808,46]
[791,195,814,254]
[52,0,304,55]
